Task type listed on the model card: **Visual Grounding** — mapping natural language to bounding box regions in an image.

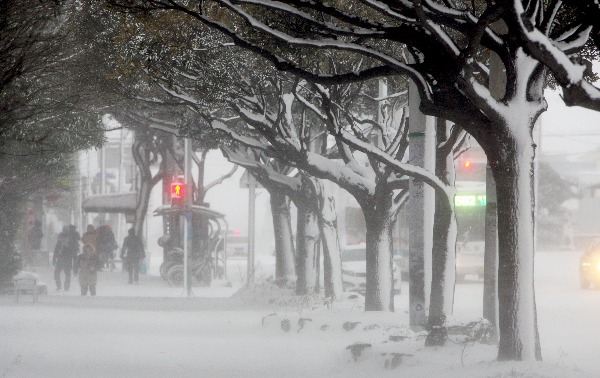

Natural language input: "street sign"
[239,170,264,189]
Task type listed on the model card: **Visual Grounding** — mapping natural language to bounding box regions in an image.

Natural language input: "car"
[341,244,401,294]
[580,242,600,289]
[393,249,408,281]
[456,241,485,282]
[226,231,248,258]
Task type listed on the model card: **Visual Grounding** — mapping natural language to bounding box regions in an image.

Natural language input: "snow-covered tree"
[0,0,108,284]
[103,0,600,361]
[509,1,599,111]
[203,72,447,311]
[223,144,344,299]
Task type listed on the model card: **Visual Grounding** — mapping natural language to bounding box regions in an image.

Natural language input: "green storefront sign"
[455,194,487,207]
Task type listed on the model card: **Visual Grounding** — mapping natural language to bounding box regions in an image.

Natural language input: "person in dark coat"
[120,228,145,284]
[53,227,74,291]
[66,225,80,262]
[97,225,117,269]
[81,225,97,252]
[74,243,101,296]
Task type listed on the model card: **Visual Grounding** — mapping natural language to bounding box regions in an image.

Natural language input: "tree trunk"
[315,179,343,300]
[491,137,541,361]
[483,163,499,343]
[295,177,320,296]
[133,179,152,237]
[483,42,504,343]
[270,191,296,287]
[363,196,395,312]
[131,137,163,239]
[426,126,457,346]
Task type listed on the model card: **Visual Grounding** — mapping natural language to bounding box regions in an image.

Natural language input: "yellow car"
[580,248,600,289]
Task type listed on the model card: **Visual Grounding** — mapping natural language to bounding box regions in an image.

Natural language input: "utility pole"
[408,75,436,330]
[86,151,92,226]
[100,145,107,223]
[183,137,193,297]
[117,128,126,246]
[247,172,256,286]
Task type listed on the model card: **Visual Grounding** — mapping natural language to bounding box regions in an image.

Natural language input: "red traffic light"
[171,182,184,199]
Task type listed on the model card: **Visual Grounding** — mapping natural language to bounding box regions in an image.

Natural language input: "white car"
[456,241,485,281]
[341,245,401,294]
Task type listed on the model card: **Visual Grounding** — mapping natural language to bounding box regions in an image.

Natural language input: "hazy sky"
[541,64,600,158]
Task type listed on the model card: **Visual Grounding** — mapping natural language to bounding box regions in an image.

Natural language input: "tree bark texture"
[294,176,320,296]
[363,193,395,312]
[315,179,343,300]
[131,134,164,238]
[483,163,499,343]
[483,46,503,344]
[490,136,541,361]
[426,125,457,346]
[270,190,296,287]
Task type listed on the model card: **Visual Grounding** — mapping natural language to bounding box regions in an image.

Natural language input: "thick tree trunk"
[483,163,499,343]
[133,180,152,237]
[131,137,163,239]
[363,196,395,311]
[315,179,343,300]
[295,177,320,296]
[483,44,503,343]
[426,189,457,344]
[270,191,296,287]
[426,127,457,346]
[491,137,541,361]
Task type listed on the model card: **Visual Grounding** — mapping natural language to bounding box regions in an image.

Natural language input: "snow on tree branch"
[509,0,600,111]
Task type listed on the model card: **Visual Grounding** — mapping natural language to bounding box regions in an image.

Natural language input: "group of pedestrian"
[52,224,146,295]
[84,224,119,270]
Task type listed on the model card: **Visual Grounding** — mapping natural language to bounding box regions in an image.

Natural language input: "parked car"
[393,249,408,281]
[580,241,600,289]
[456,241,485,282]
[226,231,248,258]
[341,244,401,294]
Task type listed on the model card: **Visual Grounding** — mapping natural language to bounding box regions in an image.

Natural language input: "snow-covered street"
[1,250,599,377]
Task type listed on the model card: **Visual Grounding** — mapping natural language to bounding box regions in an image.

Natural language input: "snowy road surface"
[1,251,599,377]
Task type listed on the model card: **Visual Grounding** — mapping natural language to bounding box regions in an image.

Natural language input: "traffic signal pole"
[183,137,193,297]
[247,173,256,287]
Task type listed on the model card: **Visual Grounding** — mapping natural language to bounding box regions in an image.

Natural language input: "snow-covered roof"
[82,192,137,214]
[153,204,226,219]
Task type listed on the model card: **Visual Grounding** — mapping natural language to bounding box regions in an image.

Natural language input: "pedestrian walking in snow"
[97,225,117,270]
[120,228,145,284]
[66,225,80,263]
[52,228,74,291]
[74,243,101,296]
[81,224,97,252]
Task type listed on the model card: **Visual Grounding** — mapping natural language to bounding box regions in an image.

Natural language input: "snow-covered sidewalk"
[1,251,599,377]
